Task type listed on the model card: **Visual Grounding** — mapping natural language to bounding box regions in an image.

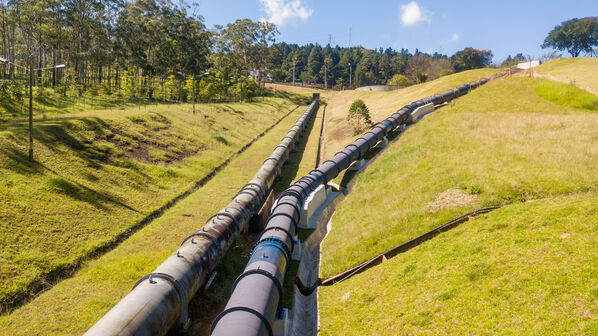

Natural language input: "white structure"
[516,60,541,70]
[408,102,435,123]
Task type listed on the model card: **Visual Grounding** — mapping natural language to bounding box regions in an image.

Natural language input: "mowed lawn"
[0,98,314,335]
[318,76,598,334]
[0,93,304,312]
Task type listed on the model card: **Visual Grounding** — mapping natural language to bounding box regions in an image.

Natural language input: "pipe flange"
[133,273,189,331]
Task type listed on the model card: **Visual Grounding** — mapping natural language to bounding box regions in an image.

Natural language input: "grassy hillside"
[318,76,598,333]
[320,194,598,335]
[322,68,501,155]
[0,93,304,312]
[535,57,598,94]
[0,98,317,335]
[0,88,161,121]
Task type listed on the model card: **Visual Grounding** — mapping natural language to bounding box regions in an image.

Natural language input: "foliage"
[451,47,493,72]
[542,17,598,57]
[501,53,526,67]
[387,74,409,86]
[232,77,260,101]
[347,99,372,134]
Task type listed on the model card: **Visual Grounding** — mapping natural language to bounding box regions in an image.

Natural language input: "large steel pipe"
[211,70,512,336]
[85,100,320,336]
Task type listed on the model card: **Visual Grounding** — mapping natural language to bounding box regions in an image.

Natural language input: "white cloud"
[448,33,460,42]
[259,0,313,26]
[399,1,431,27]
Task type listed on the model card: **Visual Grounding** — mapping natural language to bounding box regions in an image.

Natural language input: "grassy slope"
[318,75,598,334]
[0,100,315,335]
[0,94,302,311]
[322,68,501,155]
[535,57,598,94]
[320,194,598,335]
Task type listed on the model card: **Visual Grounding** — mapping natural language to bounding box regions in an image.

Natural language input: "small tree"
[347,99,372,135]
[542,17,598,57]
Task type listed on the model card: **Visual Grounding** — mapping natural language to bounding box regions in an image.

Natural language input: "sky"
[195,0,597,63]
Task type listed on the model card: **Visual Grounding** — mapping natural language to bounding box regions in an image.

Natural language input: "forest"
[0,0,496,105]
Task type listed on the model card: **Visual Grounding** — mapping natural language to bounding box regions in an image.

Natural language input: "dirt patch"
[427,189,477,213]
[329,124,353,142]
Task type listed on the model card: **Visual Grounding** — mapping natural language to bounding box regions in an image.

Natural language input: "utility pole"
[28,56,33,161]
[192,76,196,115]
[292,57,297,86]
[324,65,327,89]
[348,62,352,88]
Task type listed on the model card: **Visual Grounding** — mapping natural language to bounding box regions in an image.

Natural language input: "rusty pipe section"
[84,99,320,336]
[210,70,512,336]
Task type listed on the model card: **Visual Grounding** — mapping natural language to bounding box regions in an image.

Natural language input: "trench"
[2,103,303,315]
[186,100,324,336]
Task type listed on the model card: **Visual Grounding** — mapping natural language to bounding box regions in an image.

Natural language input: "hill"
[0,93,304,313]
[318,71,598,333]
[535,57,598,94]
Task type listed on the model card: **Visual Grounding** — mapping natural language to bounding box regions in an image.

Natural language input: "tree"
[542,17,598,57]
[406,53,431,83]
[347,99,372,135]
[451,47,493,72]
[306,45,322,84]
[501,53,526,67]
[387,74,409,86]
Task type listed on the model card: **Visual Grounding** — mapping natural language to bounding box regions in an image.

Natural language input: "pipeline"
[210,70,513,336]
[84,98,320,336]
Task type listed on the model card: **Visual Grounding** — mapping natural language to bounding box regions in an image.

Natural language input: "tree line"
[7,1,593,105]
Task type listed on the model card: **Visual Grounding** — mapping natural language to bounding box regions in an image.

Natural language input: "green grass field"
[0,96,315,335]
[318,75,598,334]
[320,194,598,335]
[535,57,598,94]
[0,92,305,314]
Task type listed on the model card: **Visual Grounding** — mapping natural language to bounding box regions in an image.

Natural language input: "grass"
[321,76,598,276]
[0,93,303,313]
[317,75,598,334]
[321,68,502,155]
[319,193,598,335]
[0,87,163,121]
[0,98,317,335]
[535,57,598,94]
[534,79,598,110]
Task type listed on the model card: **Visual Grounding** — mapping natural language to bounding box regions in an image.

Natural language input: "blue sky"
[196,0,597,62]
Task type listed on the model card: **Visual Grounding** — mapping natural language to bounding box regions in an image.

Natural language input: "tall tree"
[451,47,493,72]
[542,17,598,57]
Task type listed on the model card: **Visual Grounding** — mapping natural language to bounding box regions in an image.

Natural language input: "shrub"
[387,74,409,87]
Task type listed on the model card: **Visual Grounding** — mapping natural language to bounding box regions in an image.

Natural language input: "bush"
[387,74,409,87]
[233,78,259,101]
[347,99,372,135]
